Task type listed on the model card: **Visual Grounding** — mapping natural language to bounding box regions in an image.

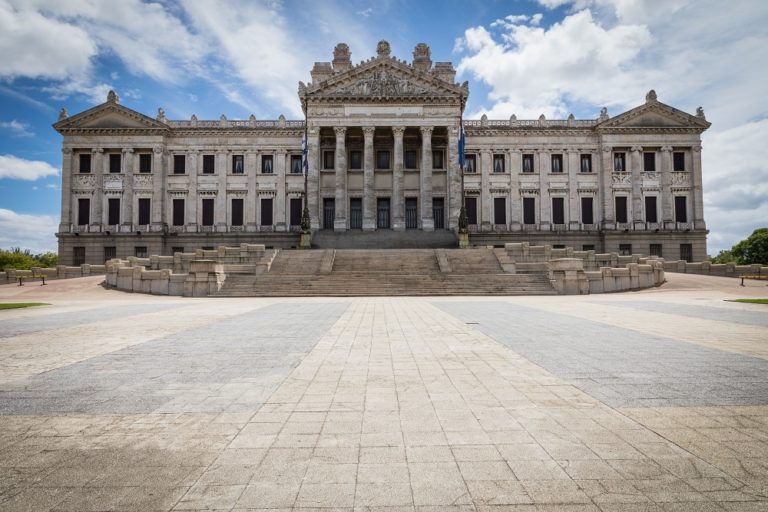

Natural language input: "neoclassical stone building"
[55,40,710,265]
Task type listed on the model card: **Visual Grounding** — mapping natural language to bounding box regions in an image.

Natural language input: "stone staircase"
[214,248,556,297]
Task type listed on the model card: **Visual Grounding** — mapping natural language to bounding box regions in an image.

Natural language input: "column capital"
[419,126,434,136]
[122,148,134,154]
[153,145,164,154]
[62,147,73,155]
[601,145,612,153]
[692,145,702,153]
[391,126,405,136]
[333,126,347,136]
[660,145,673,153]
[630,145,643,153]
[363,126,376,136]
[93,147,104,154]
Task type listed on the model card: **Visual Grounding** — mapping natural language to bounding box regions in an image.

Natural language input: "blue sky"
[1,0,766,254]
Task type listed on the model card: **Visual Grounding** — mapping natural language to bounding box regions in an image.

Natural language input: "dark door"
[405,198,418,229]
[350,198,362,229]
[377,198,390,229]
[323,198,335,229]
[493,197,506,225]
[290,198,302,227]
[260,198,273,226]
[465,197,477,225]
[432,197,444,229]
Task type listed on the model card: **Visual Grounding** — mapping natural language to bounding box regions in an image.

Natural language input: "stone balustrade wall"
[1,264,106,283]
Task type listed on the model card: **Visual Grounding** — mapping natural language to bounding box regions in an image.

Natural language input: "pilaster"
[392,126,406,231]
[307,128,321,230]
[538,148,551,229]
[660,145,674,228]
[630,146,643,224]
[420,126,434,230]
[567,149,579,230]
[152,145,164,228]
[59,148,73,232]
[186,151,198,230]
[447,126,461,230]
[216,150,227,230]
[363,126,376,230]
[600,145,614,228]
[246,150,258,231]
[275,149,287,231]
[508,149,521,231]
[334,126,347,231]
[93,148,104,227]
[692,145,705,229]
[122,148,134,229]
[480,149,491,231]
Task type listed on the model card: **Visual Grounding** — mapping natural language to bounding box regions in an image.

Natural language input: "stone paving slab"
[591,300,768,327]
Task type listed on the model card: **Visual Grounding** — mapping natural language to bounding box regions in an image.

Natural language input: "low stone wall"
[1,264,106,283]
[662,260,767,277]
[105,243,274,297]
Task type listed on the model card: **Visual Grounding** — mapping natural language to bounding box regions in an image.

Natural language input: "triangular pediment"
[598,100,710,131]
[303,58,466,100]
[54,102,168,132]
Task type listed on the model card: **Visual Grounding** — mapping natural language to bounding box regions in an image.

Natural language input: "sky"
[0,0,766,255]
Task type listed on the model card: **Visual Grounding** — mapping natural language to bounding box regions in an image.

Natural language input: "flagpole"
[300,93,311,238]
[458,94,468,239]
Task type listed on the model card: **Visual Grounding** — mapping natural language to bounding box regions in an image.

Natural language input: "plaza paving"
[0,273,767,511]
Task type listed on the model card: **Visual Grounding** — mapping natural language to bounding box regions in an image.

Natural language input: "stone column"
[538,149,551,229]
[187,151,198,231]
[59,148,73,232]
[480,149,491,230]
[333,127,347,231]
[152,145,164,228]
[660,145,674,228]
[307,127,321,230]
[363,126,376,230]
[630,146,643,225]
[275,149,287,231]
[420,126,434,230]
[392,126,406,231]
[447,126,461,229]
[216,150,227,230]
[508,149,521,230]
[246,150,258,231]
[122,148,134,229]
[93,148,104,227]
[567,149,579,229]
[692,145,705,229]
[600,145,614,228]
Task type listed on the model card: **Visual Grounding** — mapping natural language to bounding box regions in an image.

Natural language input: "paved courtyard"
[0,274,767,511]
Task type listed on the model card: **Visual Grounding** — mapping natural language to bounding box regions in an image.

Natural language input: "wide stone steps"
[332,249,439,273]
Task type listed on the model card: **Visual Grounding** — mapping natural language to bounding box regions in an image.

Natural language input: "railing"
[167,120,306,129]
[464,119,598,128]
[405,208,418,229]
[350,209,363,229]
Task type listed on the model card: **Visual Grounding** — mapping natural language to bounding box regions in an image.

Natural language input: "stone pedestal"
[458,232,469,249]
[299,233,312,249]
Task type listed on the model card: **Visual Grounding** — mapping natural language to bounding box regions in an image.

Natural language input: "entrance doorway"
[323,198,335,229]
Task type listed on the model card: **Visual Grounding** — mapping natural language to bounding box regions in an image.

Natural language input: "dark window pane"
[376,198,390,229]
[349,151,362,170]
[231,198,243,226]
[323,151,334,170]
[78,198,90,225]
[232,155,244,174]
[523,197,536,224]
[580,154,592,173]
[202,199,214,226]
[643,152,656,172]
[465,197,477,225]
[171,247,184,255]
[73,247,86,266]
[551,154,563,173]
[79,153,91,173]
[552,197,565,225]
[290,198,302,226]
[613,152,625,172]
[405,150,417,169]
[135,246,148,258]
[645,196,658,223]
[172,199,185,226]
[203,154,215,174]
[522,154,534,173]
[615,196,628,224]
[494,197,506,224]
[582,244,595,251]
[139,153,152,173]
[109,153,121,173]
[581,197,594,224]
[619,244,632,256]
[262,155,274,174]
[377,150,390,169]
[291,155,303,174]
[173,154,185,174]
[675,196,687,222]
[261,198,273,225]
[650,244,662,257]
[680,243,693,262]
[104,246,116,261]
[493,154,505,173]
[464,154,476,173]
[673,152,685,171]
[405,198,417,229]
[350,198,363,229]
[323,198,335,229]
[138,198,150,225]
[432,150,443,169]
[432,197,444,229]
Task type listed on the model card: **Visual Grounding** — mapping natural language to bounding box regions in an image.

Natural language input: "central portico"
[300,40,467,232]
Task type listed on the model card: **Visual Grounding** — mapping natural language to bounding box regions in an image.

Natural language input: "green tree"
[36,252,58,268]
[0,248,36,271]
[731,228,768,265]
[710,249,735,264]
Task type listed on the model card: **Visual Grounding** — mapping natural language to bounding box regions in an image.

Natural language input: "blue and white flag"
[458,120,466,171]
[301,133,309,175]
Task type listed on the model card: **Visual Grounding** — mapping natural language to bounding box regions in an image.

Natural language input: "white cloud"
[0,119,32,137]
[0,154,59,181]
[0,208,58,253]
[358,8,373,17]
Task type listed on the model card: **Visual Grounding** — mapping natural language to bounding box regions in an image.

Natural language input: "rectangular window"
[171,247,184,255]
[202,154,215,174]
[493,197,506,225]
[323,151,334,170]
[405,150,418,169]
[432,150,444,169]
[645,196,658,223]
[350,198,363,229]
[231,198,244,226]
[619,244,632,256]
[673,152,685,172]
[522,153,534,173]
[172,199,185,226]
[551,154,563,173]
[349,150,362,170]
[464,154,476,173]
[323,198,335,229]
[104,246,116,262]
[377,150,390,169]
[202,198,214,226]
[615,196,628,224]
[581,197,594,224]
[523,197,536,225]
[138,198,150,225]
[405,198,418,229]
[613,152,626,172]
[291,155,303,174]
[78,198,90,225]
[173,154,185,174]
[433,197,444,229]
[79,153,91,173]
[643,152,656,172]
[580,154,592,173]
[139,153,152,173]
[135,246,148,258]
[650,243,663,257]
[680,243,693,262]
[582,244,595,251]
[290,198,302,226]
[552,197,565,225]
[261,198,273,225]
[675,196,688,223]
[232,154,244,174]
[493,154,505,173]
[465,197,477,225]
[262,154,274,174]
[109,153,121,173]
[73,247,86,266]
[376,197,390,229]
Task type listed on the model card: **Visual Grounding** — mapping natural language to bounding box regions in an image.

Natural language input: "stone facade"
[54,41,710,265]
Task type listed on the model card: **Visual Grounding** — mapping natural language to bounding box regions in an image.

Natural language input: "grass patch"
[728,299,768,305]
[0,302,49,310]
